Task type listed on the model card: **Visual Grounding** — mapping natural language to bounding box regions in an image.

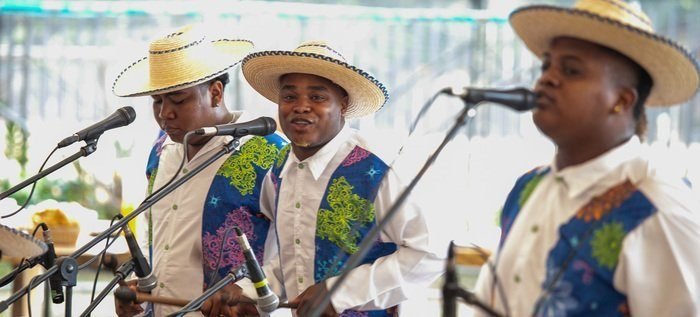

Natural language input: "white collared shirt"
[144,111,264,316]
[253,125,445,313]
[474,137,700,317]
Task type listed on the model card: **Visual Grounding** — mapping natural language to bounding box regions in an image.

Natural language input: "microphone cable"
[409,90,512,316]
[87,214,124,314]
[470,243,511,317]
[1,146,59,218]
[23,223,49,317]
[141,131,192,204]
[408,89,444,136]
[205,226,234,288]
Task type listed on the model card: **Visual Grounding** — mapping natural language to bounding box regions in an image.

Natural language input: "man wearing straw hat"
[202,41,445,317]
[473,1,700,316]
[111,24,287,316]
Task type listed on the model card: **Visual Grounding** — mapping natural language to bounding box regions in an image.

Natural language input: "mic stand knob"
[55,257,78,317]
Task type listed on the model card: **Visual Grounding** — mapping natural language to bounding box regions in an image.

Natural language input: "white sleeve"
[615,211,700,316]
[326,169,446,311]
[240,172,286,301]
[471,255,510,317]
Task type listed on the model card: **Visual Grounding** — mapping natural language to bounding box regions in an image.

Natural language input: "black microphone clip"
[40,224,65,304]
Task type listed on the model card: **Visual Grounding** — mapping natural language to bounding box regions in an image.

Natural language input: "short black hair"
[599,44,653,139]
[208,72,230,90]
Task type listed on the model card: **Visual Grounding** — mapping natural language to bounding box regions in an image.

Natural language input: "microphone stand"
[308,103,476,317]
[80,260,135,317]
[0,137,242,314]
[443,242,503,317]
[0,256,44,287]
[0,138,98,201]
[167,265,249,317]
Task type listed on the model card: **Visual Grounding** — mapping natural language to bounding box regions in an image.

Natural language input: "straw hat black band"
[510,0,700,106]
[242,41,389,118]
[111,60,239,98]
[112,24,254,98]
[511,5,692,60]
[243,51,388,96]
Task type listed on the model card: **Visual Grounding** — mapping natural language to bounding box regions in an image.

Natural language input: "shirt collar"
[551,136,643,199]
[280,124,352,180]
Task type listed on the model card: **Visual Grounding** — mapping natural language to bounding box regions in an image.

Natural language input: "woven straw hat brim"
[112,39,254,97]
[242,51,389,118]
[510,5,700,107]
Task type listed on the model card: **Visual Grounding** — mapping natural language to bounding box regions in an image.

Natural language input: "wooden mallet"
[114,286,296,309]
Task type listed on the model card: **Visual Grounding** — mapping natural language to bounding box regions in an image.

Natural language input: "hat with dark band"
[510,0,700,106]
[242,41,389,118]
[112,24,254,97]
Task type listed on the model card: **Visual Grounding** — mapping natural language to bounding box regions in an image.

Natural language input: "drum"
[0,223,47,259]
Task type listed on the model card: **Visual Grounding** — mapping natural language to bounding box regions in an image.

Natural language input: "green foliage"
[4,121,28,177]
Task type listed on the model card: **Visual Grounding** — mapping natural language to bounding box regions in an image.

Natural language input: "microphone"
[234,226,279,313]
[442,87,537,111]
[442,241,457,317]
[57,106,136,148]
[193,117,276,137]
[41,224,65,304]
[122,225,157,292]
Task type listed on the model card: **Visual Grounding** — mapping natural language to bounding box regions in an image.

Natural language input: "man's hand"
[201,283,259,317]
[290,282,338,317]
[114,280,144,317]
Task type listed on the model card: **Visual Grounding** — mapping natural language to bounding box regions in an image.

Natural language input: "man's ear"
[615,86,638,114]
[340,95,349,115]
[209,80,224,107]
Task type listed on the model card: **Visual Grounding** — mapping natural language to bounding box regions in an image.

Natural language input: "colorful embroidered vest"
[500,168,657,316]
[270,144,398,317]
[146,133,287,289]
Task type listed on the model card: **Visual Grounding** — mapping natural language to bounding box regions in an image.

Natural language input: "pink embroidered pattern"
[155,133,167,157]
[572,260,595,285]
[202,206,258,270]
[341,146,370,167]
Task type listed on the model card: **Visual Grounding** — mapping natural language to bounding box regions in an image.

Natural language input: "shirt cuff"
[324,277,350,313]
[237,278,259,301]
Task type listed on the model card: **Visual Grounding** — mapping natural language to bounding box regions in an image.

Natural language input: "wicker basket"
[37,225,80,247]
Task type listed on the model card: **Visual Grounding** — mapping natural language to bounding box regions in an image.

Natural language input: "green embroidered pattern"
[317,177,375,254]
[590,221,625,270]
[276,144,290,168]
[146,168,158,248]
[519,172,544,207]
[147,168,158,195]
[217,137,279,196]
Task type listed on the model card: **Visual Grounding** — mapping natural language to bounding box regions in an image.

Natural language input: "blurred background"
[1,0,700,316]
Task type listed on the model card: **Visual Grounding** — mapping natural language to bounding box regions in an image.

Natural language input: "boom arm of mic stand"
[80,260,135,317]
[308,105,475,317]
[455,287,503,317]
[0,138,242,313]
[167,265,248,317]
[0,139,98,202]
[0,256,43,287]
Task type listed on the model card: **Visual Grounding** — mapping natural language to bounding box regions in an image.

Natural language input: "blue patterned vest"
[270,144,398,317]
[499,168,657,317]
[146,133,287,289]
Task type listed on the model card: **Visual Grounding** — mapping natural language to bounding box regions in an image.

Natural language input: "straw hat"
[112,24,254,97]
[241,41,389,118]
[510,0,700,107]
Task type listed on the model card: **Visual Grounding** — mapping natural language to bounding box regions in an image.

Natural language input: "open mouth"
[290,118,313,127]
